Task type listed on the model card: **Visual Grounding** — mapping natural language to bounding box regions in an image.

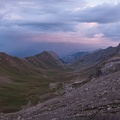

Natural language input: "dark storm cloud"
[76,3,120,23]
[1,1,120,33]
[17,22,76,32]
[97,22,120,41]
[0,0,84,33]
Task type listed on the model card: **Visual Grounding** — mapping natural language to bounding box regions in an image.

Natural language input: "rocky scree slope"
[0,66,120,120]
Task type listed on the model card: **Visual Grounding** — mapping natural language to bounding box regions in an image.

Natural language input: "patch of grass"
[0,72,54,113]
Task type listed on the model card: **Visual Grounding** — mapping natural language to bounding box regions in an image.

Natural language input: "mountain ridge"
[71,43,120,70]
[26,51,65,70]
[0,44,120,120]
[0,51,65,74]
[0,50,66,113]
[62,51,89,64]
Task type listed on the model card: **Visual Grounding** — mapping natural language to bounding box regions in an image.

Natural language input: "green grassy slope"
[0,52,66,113]
[26,51,65,70]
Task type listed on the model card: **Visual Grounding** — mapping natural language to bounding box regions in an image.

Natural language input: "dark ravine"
[0,44,120,120]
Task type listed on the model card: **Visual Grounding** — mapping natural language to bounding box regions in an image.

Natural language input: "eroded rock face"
[101,56,120,75]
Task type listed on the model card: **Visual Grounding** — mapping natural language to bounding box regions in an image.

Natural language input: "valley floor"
[0,70,120,120]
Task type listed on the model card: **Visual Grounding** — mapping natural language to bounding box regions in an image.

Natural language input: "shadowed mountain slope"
[0,51,65,76]
[0,51,66,113]
[26,51,65,70]
[0,52,36,75]
[71,43,120,70]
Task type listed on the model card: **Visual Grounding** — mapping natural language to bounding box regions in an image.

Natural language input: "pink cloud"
[25,32,119,48]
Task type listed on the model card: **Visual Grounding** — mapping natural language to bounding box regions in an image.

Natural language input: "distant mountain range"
[71,43,120,70]
[1,44,120,85]
[0,51,65,75]
[0,43,120,120]
[61,51,89,64]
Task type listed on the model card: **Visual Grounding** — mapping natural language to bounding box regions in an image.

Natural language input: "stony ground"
[0,69,120,120]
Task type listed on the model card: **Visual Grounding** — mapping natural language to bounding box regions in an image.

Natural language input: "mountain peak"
[0,52,7,56]
[26,51,65,70]
[35,51,60,60]
[47,51,60,59]
[117,43,120,48]
[41,51,57,55]
[36,51,55,56]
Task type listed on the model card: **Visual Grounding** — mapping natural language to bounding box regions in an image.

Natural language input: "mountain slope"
[0,44,120,119]
[0,52,36,75]
[0,51,66,113]
[1,66,120,120]
[62,52,89,64]
[71,44,120,70]
[26,51,65,70]
[0,51,65,76]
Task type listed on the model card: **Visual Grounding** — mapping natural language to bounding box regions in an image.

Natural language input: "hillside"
[0,52,44,75]
[71,44,120,70]
[26,51,65,70]
[0,51,66,113]
[0,51,65,76]
[1,69,120,120]
[0,44,120,120]
[62,52,89,64]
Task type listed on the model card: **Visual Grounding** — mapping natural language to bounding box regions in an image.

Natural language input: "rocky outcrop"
[101,56,120,75]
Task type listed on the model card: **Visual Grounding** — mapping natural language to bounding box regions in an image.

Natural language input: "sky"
[0,0,120,57]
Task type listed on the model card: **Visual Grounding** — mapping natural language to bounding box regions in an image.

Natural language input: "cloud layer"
[0,0,120,57]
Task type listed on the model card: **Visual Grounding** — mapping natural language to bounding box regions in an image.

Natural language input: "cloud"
[0,0,120,57]
[76,3,120,23]
[97,22,120,41]
[16,22,76,32]
[0,0,84,33]
[94,33,104,38]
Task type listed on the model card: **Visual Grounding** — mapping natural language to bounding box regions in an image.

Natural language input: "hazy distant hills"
[71,43,120,70]
[1,44,120,83]
[0,44,120,79]
[0,44,120,120]
[1,43,120,74]
[62,51,89,64]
